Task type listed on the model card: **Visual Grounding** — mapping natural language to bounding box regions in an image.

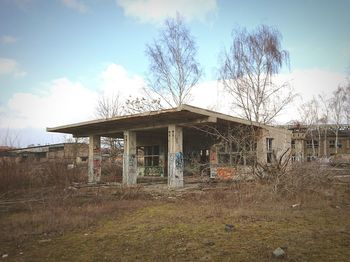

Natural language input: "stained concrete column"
[168,124,184,188]
[123,130,137,185]
[88,135,101,183]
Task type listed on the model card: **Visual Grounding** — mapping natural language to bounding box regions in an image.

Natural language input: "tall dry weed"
[0,159,86,193]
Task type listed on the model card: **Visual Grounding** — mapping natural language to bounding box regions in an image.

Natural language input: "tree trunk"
[324,127,327,157]
[335,127,339,155]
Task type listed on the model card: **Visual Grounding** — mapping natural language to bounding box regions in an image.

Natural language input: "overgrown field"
[0,162,349,261]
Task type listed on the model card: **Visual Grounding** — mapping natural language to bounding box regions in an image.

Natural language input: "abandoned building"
[0,143,89,164]
[285,124,350,161]
[47,105,292,188]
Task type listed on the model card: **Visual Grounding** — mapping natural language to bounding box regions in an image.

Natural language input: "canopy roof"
[47,104,287,138]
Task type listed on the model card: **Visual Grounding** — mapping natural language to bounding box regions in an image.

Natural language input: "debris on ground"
[38,239,51,244]
[224,224,234,232]
[272,247,286,258]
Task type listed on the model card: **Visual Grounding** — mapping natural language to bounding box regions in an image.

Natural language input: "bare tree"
[145,14,202,107]
[298,98,320,159]
[95,94,123,159]
[0,128,21,148]
[318,93,331,157]
[345,79,350,124]
[122,96,162,115]
[219,25,294,124]
[95,93,122,119]
[330,86,347,154]
[191,122,261,170]
[63,135,88,165]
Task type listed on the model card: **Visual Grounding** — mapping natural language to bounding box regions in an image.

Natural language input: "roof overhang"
[47,104,288,138]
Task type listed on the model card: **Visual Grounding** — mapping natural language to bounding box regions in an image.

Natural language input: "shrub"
[0,159,86,193]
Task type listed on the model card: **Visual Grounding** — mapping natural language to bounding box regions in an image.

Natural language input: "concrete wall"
[4,143,89,164]
[257,127,292,164]
[291,133,350,161]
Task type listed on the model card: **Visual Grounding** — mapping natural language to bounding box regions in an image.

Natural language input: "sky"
[0,0,349,147]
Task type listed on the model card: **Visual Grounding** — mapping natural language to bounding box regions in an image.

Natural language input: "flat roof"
[47,104,289,137]
[7,142,87,153]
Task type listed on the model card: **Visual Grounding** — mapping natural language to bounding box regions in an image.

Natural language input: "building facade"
[47,105,291,187]
[1,143,89,164]
[286,125,350,162]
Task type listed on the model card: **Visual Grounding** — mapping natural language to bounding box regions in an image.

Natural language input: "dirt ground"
[0,172,349,262]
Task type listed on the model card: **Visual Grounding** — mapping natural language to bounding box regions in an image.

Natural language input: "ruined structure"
[47,105,291,187]
[285,124,350,161]
[1,143,88,164]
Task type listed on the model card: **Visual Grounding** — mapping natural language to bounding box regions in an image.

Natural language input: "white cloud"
[61,0,88,13]
[269,69,347,123]
[1,65,348,146]
[278,69,347,101]
[0,63,147,130]
[99,63,146,100]
[2,78,97,129]
[116,0,217,23]
[190,69,349,124]
[0,57,26,77]
[1,35,17,44]
[190,80,222,110]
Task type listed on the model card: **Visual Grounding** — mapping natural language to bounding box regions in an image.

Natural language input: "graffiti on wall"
[92,154,101,182]
[175,152,183,170]
[217,167,236,180]
[210,148,217,165]
[128,154,136,167]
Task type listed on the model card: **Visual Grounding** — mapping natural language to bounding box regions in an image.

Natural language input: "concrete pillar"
[209,146,218,179]
[88,135,101,183]
[123,130,137,185]
[168,124,184,188]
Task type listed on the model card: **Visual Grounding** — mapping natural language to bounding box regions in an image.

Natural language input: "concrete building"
[286,124,350,161]
[47,105,291,188]
[1,143,89,164]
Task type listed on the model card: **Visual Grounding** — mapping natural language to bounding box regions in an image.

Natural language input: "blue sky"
[0,0,349,146]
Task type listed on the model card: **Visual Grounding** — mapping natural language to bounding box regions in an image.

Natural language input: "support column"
[209,146,218,178]
[123,130,137,185]
[88,135,101,183]
[168,125,184,188]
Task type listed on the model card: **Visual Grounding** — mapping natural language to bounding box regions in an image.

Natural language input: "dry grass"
[101,161,123,183]
[0,159,86,193]
[0,162,349,261]
[0,186,152,255]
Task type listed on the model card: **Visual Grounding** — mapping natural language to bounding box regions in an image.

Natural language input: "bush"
[276,162,334,199]
[0,159,86,193]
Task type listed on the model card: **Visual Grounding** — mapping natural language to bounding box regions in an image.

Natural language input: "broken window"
[306,140,318,148]
[291,154,296,162]
[291,140,295,149]
[266,138,273,164]
[329,140,342,148]
[216,139,256,167]
[137,145,160,167]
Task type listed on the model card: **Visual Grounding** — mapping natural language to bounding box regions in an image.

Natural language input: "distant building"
[0,146,14,152]
[0,143,89,164]
[284,124,350,161]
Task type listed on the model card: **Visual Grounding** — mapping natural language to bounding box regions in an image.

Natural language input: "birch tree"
[298,98,320,159]
[318,93,331,157]
[219,25,294,124]
[145,14,202,107]
[330,86,347,154]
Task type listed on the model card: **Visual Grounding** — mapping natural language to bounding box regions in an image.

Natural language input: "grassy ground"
[0,171,349,261]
